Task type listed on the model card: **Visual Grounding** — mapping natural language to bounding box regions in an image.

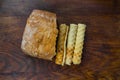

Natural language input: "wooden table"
[0,0,120,80]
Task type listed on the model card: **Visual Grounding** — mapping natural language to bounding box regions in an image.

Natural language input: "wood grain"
[0,0,120,80]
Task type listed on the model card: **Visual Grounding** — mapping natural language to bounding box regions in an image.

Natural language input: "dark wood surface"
[0,0,120,80]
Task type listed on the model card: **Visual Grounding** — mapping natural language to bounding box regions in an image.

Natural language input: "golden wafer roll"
[72,23,86,64]
[65,24,78,65]
[55,24,68,66]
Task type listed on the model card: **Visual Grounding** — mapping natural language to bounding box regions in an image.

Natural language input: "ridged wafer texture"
[65,24,78,65]
[72,23,86,64]
[55,24,68,66]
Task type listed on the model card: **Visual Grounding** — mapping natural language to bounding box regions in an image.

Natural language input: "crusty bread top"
[27,10,56,27]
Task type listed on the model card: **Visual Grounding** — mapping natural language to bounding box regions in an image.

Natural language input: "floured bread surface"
[65,24,78,65]
[21,10,58,60]
[72,24,86,64]
[55,24,68,65]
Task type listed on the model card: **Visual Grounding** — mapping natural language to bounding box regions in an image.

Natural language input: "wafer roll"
[55,24,68,66]
[72,23,86,64]
[65,24,78,65]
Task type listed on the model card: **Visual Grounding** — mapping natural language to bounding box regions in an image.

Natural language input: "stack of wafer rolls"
[55,23,86,66]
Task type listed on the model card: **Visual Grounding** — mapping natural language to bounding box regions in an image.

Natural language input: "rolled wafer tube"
[72,23,86,64]
[55,24,68,66]
[65,24,78,65]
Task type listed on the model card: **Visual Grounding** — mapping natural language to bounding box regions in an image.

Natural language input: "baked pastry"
[65,24,78,65]
[72,23,86,64]
[55,24,68,65]
[21,10,58,60]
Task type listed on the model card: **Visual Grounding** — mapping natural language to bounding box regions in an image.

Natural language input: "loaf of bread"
[21,10,58,60]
